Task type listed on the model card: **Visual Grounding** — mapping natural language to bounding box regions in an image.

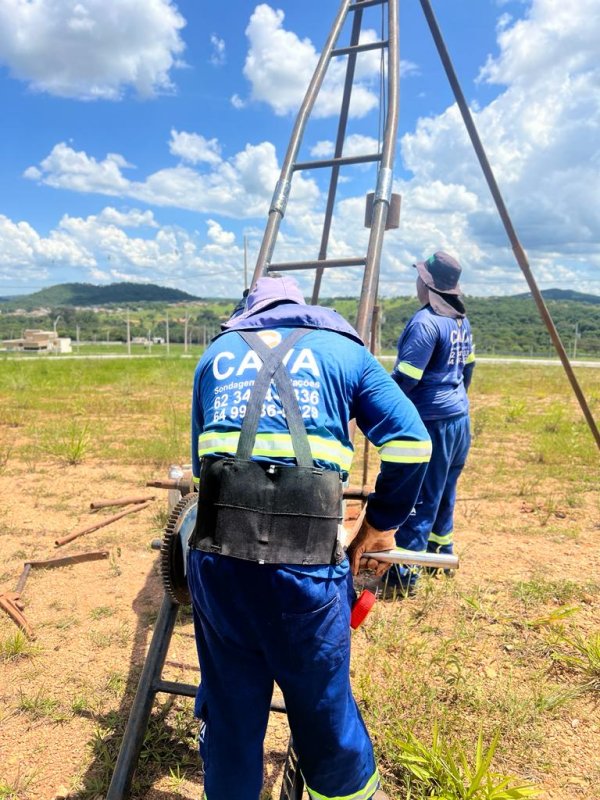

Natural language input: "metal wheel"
[159,493,197,605]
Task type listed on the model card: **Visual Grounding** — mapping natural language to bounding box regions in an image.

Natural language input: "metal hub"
[159,493,197,605]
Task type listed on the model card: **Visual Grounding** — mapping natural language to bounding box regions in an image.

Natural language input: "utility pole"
[126,309,131,357]
[76,324,80,354]
[573,322,579,359]
[166,310,170,356]
[184,313,189,354]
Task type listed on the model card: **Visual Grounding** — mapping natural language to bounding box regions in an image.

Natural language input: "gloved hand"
[347,518,397,577]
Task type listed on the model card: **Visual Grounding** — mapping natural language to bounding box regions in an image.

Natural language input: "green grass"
[18,690,65,721]
[0,630,40,661]
[384,724,539,799]
[1,355,599,798]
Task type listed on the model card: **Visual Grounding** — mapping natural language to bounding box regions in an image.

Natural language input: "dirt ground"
[0,451,599,800]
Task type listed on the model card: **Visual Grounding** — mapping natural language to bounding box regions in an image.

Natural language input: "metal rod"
[251,0,354,285]
[419,0,600,452]
[269,257,366,272]
[355,0,399,343]
[350,0,386,9]
[332,40,388,57]
[313,4,365,303]
[293,153,380,171]
[363,549,459,570]
[155,680,197,698]
[107,595,179,800]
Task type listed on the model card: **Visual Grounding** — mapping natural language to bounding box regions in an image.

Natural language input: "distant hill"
[512,288,600,305]
[0,282,200,310]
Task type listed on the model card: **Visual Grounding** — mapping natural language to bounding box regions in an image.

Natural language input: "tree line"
[1,295,599,357]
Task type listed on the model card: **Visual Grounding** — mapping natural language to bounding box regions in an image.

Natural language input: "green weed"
[386,724,538,799]
[0,768,35,800]
[505,400,527,423]
[513,577,594,607]
[0,630,40,661]
[71,695,90,715]
[18,689,65,721]
[45,421,90,465]
[90,605,115,620]
[549,631,600,700]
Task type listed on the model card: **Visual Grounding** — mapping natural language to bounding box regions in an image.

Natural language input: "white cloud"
[394,0,600,295]
[209,34,226,66]
[25,137,321,221]
[206,219,235,247]
[310,141,335,158]
[169,130,222,165]
[0,207,247,295]
[239,4,379,118]
[0,0,186,100]
[310,134,380,160]
[231,93,247,109]
[14,0,600,298]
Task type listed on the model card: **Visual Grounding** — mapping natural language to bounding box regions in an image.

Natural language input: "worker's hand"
[347,518,396,577]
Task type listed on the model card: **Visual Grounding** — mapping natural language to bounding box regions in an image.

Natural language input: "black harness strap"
[236,329,313,467]
[191,327,344,565]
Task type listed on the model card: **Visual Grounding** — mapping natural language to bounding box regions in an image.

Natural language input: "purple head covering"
[223,276,305,328]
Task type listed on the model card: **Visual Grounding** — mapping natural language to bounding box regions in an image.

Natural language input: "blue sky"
[0,0,598,299]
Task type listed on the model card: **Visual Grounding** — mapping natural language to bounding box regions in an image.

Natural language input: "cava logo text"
[213,348,320,380]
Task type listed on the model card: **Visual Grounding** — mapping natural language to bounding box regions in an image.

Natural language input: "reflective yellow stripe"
[396,361,423,380]
[193,475,200,485]
[198,431,354,471]
[429,531,453,546]
[465,352,475,364]
[306,769,379,800]
[378,438,432,463]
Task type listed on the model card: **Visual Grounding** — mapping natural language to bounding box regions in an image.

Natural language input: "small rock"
[53,785,70,799]
[571,719,580,729]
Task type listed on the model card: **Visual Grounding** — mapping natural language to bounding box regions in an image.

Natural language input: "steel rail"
[355,0,399,343]
[419,0,600,452]
[312,2,367,303]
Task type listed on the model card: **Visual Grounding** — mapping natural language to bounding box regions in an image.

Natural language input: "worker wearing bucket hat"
[389,251,475,592]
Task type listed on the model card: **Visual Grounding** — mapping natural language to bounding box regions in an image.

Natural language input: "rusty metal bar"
[55,503,151,547]
[90,495,156,510]
[419,0,600,451]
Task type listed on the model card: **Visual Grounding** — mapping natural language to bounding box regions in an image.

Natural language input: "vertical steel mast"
[251,0,400,347]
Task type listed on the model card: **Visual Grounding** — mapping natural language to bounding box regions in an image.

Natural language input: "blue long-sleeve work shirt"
[392,305,475,420]
[192,322,431,532]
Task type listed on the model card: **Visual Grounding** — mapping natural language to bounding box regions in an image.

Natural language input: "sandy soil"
[0,453,598,800]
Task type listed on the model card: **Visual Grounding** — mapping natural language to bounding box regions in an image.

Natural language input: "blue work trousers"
[395,413,471,555]
[187,549,379,800]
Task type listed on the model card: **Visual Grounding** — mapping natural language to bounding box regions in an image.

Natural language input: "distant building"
[1,329,72,353]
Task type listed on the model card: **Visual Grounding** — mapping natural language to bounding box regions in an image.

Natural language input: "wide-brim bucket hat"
[414,251,462,296]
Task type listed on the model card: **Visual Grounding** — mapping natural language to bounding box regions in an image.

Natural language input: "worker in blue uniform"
[390,251,475,590]
[188,275,431,800]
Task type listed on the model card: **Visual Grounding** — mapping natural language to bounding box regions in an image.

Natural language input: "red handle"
[350,590,376,629]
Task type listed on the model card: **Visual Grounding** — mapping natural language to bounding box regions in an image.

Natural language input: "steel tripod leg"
[107,594,179,800]
[280,737,305,800]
